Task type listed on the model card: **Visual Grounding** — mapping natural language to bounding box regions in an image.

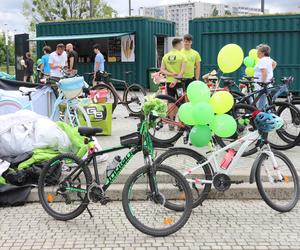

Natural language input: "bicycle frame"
[183,130,276,185]
[62,119,155,193]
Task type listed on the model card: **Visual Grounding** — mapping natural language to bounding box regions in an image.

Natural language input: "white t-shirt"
[48,51,68,77]
[254,57,274,83]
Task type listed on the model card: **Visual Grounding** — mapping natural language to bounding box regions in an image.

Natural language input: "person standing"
[48,44,68,78]
[66,43,78,75]
[181,34,201,89]
[254,43,277,109]
[160,38,187,100]
[93,44,105,86]
[23,52,34,83]
[40,46,51,77]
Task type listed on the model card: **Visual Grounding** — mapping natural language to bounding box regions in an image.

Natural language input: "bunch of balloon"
[178,81,237,147]
[244,49,259,77]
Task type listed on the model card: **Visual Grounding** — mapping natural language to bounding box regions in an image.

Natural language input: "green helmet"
[37,58,42,66]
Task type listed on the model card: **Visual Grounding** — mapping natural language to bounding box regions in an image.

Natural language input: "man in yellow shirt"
[181,34,202,89]
[160,38,187,100]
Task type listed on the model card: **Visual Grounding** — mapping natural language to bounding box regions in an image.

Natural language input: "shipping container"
[189,14,300,93]
[34,17,175,88]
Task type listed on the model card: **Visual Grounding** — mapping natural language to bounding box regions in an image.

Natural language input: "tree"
[23,0,117,31]
[212,7,219,16]
[0,34,15,67]
[225,10,231,16]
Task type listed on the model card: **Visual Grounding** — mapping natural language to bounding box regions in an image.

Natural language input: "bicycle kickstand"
[86,206,94,218]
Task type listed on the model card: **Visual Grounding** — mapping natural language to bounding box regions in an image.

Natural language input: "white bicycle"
[155,111,300,213]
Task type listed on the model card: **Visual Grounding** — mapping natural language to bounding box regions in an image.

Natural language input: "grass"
[0,66,15,75]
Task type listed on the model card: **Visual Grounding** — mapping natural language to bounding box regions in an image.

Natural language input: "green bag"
[79,103,112,135]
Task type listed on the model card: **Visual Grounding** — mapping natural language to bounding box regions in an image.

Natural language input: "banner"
[121,35,135,62]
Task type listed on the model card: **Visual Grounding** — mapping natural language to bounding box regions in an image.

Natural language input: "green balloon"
[187,81,211,104]
[192,102,214,125]
[243,56,255,67]
[211,114,237,138]
[178,102,197,125]
[189,125,212,147]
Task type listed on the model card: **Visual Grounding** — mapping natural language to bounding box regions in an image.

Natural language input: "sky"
[0,0,299,34]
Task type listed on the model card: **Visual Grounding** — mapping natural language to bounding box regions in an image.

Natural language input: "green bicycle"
[38,106,193,237]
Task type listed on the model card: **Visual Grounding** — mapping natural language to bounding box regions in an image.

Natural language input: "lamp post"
[129,0,133,16]
[90,0,93,17]
[261,0,265,14]
[4,24,9,74]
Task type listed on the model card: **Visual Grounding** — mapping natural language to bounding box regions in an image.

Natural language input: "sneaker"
[96,153,109,163]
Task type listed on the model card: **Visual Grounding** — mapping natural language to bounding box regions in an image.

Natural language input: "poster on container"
[121,35,135,62]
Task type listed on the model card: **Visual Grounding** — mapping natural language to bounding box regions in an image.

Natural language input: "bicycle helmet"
[254,112,284,133]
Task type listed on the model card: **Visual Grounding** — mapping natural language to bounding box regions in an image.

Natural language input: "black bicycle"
[86,71,146,115]
[38,111,193,237]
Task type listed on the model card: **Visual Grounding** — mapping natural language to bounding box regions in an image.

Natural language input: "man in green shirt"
[181,34,202,89]
[160,38,187,100]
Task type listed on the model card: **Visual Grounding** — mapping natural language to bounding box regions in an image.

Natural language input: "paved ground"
[1,200,300,250]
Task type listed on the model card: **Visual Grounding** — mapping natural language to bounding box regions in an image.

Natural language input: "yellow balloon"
[217,44,244,73]
[245,67,255,77]
[249,49,258,60]
[209,91,234,114]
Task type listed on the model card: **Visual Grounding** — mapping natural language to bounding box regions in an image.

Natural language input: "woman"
[22,52,34,83]
[254,44,277,109]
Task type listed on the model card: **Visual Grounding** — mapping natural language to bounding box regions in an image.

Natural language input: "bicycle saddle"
[239,79,254,84]
[78,127,103,137]
[19,87,37,95]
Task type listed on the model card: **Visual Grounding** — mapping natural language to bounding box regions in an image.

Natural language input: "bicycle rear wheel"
[38,153,92,221]
[150,94,185,145]
[122,165,193,237]
[268,102,300,150]
[154,148,213,208]
[255,150,299,212]
[124,84,146,115]
[90,83,118,113]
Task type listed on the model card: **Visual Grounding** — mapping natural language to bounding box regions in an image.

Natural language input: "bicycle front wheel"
[154,147,213,208]
[122,165,193,237]
[38,153,92,221]
[255,150,299,212]
[124,84,146,115]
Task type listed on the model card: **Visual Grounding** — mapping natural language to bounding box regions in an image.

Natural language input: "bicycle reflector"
[163,217,174,225]
[47,193,55,203]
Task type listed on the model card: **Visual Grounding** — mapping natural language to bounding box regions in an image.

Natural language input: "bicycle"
[38,109,193,237]
[0,73,92,128]
[86,71,146,115]
[154,111,300,213]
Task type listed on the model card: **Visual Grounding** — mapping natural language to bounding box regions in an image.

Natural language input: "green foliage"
[22,0,117,31]
[143,95,167,128]
[0,34,15,67]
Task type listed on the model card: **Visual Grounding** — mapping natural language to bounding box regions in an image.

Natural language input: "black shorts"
[183,78,196,90]
[166,82,184,100]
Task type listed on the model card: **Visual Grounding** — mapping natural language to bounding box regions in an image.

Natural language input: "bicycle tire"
[255,150,299,212]
[150,94,185,145]
[123,84,146,115]
[90,83,118,113]
[0,99,23,115]
[154,147,213,209]
[122,164,193,237]
[38,153,92,221]
[268,102,300,150]
[215,103,259,157]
